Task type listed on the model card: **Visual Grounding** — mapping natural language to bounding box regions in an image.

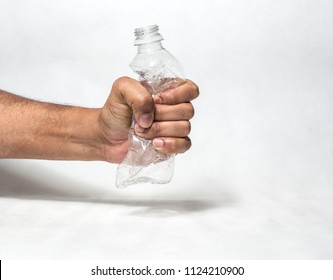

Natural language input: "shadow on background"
[0,164,234,217]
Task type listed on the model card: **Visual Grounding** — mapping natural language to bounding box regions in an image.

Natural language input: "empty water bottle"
[116,25,185,188]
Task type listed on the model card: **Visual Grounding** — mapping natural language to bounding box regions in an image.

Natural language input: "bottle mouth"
[134,24,164,46]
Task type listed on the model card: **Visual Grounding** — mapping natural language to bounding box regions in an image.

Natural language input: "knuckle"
[192,84,200,98]
[184,103,195,119]
[182,121,191,135]
[154,106,161,120]
[168,139,179,153]
[180,108,187,119]
[184,137,192,151]
[188,80,200,98]
[137,93,152,106]
[113,77,153,110]
[161,91,176,104]
[151,122,161,135]
[154,105,163,120]
[171,138,192,154]
[112,76,131,91]
[189,106,195,119]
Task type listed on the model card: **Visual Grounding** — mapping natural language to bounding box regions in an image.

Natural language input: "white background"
[0,0,332,259]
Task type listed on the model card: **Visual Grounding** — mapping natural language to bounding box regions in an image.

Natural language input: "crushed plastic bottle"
[116,25,185,188]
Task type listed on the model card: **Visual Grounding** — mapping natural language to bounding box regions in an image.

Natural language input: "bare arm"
[0,89,103,160]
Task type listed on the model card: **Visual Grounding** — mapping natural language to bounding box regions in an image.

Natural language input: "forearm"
[0,89,104,161]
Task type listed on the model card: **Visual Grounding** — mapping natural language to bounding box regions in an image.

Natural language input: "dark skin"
[0,77,199,162]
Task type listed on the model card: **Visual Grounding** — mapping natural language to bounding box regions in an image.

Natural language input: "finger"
[152,137,192,154]
[135,120,191,139]
[154,103,194,121]
[154,79,199,105]
[110,77,154,128]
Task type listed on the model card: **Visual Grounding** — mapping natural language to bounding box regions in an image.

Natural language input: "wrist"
[65,107,106,161]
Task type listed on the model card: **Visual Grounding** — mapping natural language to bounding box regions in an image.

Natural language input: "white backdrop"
[0,0,332,259]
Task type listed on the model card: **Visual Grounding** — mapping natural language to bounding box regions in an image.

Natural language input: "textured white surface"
[1,0,333,259]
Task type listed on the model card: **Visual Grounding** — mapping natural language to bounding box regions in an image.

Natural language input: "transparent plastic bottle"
[116,25,185,188]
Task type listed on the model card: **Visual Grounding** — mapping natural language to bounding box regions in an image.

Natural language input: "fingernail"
[139,113,153,128]
[153,138,164,149]
[135,123,145,133]
[154,97,162,104]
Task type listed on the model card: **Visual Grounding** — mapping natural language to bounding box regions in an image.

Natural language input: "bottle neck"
[137,41,164,54]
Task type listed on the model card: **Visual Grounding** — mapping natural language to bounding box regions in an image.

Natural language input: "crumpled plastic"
[116,65,185,188]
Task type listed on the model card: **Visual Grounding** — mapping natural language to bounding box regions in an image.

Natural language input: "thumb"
[109,77,154,128]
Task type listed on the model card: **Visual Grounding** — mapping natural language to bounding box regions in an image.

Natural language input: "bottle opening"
[134,24,164,46]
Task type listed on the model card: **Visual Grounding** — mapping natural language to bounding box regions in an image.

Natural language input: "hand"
[98,77,199,163]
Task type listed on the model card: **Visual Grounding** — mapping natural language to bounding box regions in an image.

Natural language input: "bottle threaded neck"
[134,24,164,46]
